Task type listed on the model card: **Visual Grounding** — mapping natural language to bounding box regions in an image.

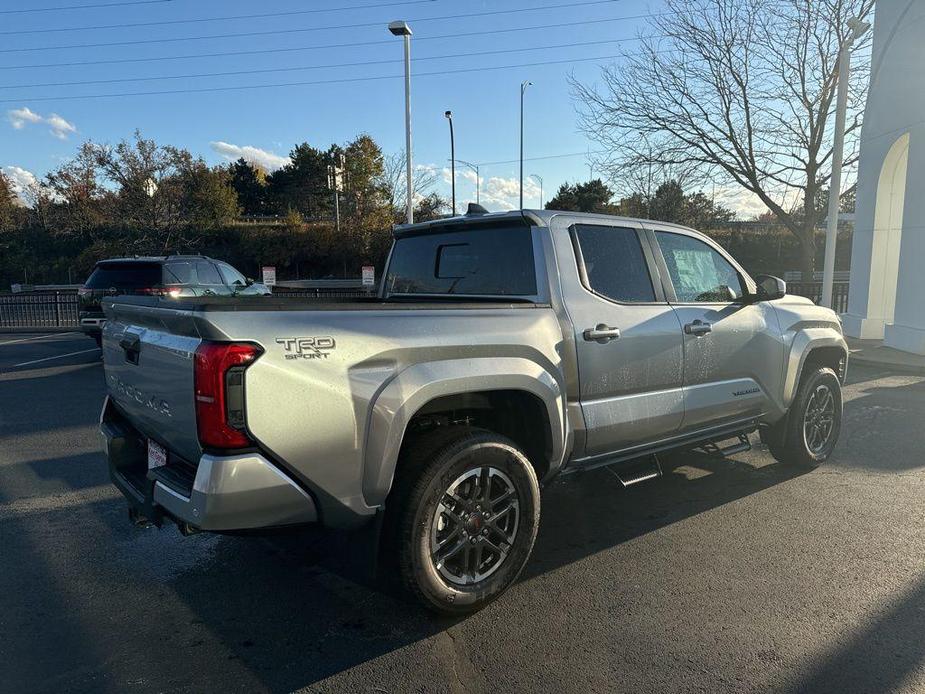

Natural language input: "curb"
[849,352,925,376]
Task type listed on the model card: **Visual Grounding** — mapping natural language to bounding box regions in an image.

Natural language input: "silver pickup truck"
[100,208,847,613]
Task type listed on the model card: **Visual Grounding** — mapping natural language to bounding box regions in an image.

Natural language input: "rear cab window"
[385,223,537,297]
[85,262,162,289]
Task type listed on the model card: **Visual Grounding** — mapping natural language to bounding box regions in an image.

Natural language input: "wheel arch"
[362,358,567,507]
[782,329,848,409]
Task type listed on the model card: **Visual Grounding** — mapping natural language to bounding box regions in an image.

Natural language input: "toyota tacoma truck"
[99,208,847,614]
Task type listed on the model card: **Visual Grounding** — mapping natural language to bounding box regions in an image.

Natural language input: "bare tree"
[380,150,439,222]
[572,0,874,279]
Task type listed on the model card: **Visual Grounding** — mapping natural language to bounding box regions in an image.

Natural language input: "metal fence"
[0,287,374,329]
[0,283,849,329]
[786,281,850,314]
[0,292,80,328]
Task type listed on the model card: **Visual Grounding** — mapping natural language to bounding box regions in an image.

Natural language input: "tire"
[766,366,842,468]
[385,426,541,615]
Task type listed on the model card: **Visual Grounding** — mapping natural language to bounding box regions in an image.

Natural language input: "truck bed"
[107,294,548,312]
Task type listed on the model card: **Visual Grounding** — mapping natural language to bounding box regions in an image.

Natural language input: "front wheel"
[766,366,843,468]
[387,427,541,615]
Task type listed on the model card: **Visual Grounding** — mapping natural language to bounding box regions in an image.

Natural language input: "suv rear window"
[385,225,536,296]
[85,262,162,289]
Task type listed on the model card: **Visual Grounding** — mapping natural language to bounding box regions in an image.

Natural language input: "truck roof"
[392,208,700,237]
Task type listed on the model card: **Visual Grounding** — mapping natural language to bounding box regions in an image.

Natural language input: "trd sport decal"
[276,336,336,360]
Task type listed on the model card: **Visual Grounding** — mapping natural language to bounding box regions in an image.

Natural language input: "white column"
[884,129,925,354]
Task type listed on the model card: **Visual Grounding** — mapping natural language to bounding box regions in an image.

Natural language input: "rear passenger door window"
[193,261,227,295]
[572,224,657,303]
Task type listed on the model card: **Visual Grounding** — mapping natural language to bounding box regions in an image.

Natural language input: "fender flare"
[782,328,848,408]
[362,357,566,507]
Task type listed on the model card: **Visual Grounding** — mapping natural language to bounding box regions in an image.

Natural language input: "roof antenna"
[466,202,489,215]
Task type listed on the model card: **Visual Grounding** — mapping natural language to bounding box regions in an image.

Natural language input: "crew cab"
[99,208,847,613]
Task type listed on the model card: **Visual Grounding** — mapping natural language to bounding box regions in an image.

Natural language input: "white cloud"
[459,169,480,186]
[209,141,290,172]
[713,186,770,219]
[45,113,77,140]
[479,175,541,211]
[7,107,42,130]
[1,165,38,203]
[7,107,76,139]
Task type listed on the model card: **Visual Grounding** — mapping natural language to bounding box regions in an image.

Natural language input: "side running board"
[698,433,752,458]
[612,454,663,487]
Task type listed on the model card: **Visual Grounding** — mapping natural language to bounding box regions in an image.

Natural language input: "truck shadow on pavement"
[160,448,809,692]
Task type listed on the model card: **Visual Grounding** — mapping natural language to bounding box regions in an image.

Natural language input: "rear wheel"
[386,427,540,615]
[766,366,842,468]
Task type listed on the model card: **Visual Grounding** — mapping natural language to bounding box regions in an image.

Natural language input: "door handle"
[684,320,713,336]
[583,324,621,344]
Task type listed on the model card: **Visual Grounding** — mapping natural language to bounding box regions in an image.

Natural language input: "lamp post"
[821,16,870,308]
[455,159,480,205]
[520,80,532,209]
[445,110,456,215]
[531,174,544,209]
[389,20,414,224]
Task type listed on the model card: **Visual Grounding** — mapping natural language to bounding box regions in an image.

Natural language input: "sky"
[0,0,767,216]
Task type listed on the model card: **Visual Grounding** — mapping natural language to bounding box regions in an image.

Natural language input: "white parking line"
[0,331,79,346]
[13,347,99,368]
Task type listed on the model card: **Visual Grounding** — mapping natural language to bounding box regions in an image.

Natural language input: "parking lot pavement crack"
[435,628,486,694]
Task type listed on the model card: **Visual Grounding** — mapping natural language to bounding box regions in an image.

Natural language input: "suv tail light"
[194,342,262,450]
[136,287,179,297]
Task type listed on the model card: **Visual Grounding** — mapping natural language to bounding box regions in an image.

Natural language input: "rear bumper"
[99,397,317,532]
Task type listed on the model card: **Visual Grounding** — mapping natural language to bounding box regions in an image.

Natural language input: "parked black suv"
[78,255,269,345]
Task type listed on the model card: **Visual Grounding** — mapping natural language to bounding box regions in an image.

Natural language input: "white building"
[843,0,925,353]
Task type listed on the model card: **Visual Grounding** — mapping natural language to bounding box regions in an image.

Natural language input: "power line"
[0,38,643,90]
[0,0,173,14]
[477,151,607,167]
[0,14,653,71]
[0,52,629,104]
[0,0,440,35]
[0,0,627,53]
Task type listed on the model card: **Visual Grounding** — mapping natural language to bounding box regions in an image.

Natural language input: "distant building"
[843,0,925,353]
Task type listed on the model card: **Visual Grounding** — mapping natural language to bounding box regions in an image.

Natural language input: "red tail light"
[194,342,262,450]
[136,287,180,298]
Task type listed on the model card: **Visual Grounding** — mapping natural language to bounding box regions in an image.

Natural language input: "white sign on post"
[361,265,375,287]
[262,266,277,286]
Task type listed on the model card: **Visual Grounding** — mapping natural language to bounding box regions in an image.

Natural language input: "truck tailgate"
[101,301,203,464]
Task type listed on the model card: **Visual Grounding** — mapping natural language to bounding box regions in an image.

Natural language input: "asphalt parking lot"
[2,332,924,694]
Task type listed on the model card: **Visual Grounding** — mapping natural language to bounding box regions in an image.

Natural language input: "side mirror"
[245,277,255,286]
[755,274,786,301]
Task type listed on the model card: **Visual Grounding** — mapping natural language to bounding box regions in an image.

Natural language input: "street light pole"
[455,159,480,205]
[445,110,456,215]
[520,80,532,210]
[821,16,870,308]
[389,21,414,224]
[531,174,544,208]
